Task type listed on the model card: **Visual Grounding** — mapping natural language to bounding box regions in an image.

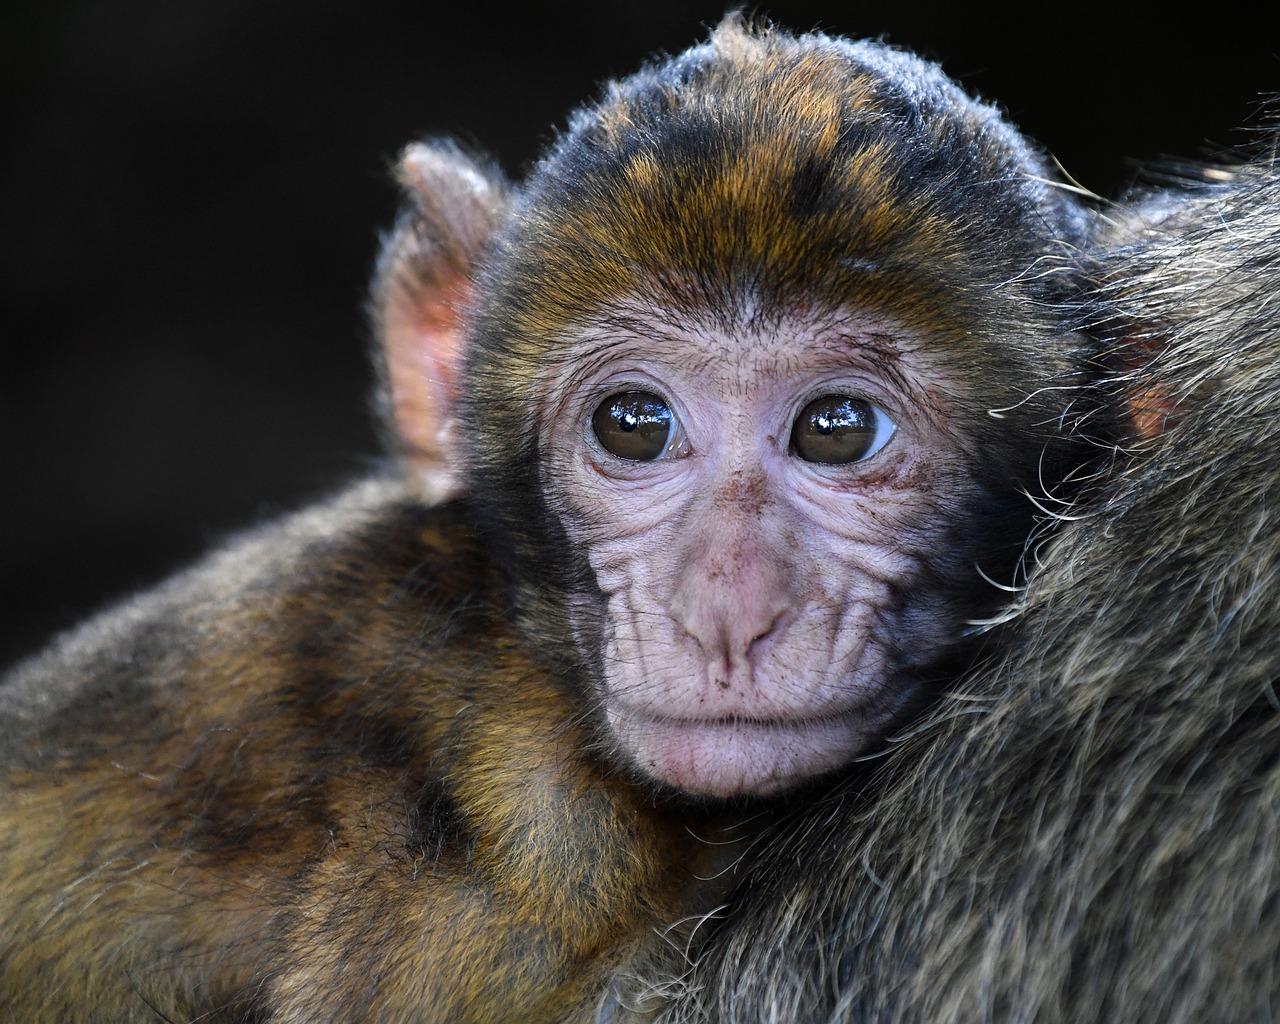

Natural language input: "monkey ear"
[1113,334,1180,442]
[372,140,509,502]
[1126,379,1178,441]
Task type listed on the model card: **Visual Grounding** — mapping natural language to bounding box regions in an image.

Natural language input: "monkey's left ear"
[372,141,509,502]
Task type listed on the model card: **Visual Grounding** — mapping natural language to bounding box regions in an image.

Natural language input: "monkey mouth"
[623,708,865,730]
[606,690,885,735]
[607,704,873,798]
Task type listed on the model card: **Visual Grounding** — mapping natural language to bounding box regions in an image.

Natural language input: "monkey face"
[394,21,1097,800]
[538,303,994,797]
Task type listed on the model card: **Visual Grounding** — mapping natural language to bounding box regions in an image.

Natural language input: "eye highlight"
[592,391,678,461]
[791,395,896,464]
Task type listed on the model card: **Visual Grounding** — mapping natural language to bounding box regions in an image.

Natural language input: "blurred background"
[3,0,1278,665]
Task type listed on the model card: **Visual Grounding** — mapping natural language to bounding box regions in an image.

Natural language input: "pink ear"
[373,142,508,502]
[380,264,471,503]
[1111,334,1180,443]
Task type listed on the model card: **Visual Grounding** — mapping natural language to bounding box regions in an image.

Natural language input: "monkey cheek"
[608,711,870,798]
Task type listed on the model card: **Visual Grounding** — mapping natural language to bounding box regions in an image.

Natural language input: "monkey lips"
[606,704,890,798]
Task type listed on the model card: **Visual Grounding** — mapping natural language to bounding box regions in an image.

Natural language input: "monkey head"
[375,19,1096,798]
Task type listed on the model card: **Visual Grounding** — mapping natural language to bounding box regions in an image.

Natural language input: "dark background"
[3,0,1278,666]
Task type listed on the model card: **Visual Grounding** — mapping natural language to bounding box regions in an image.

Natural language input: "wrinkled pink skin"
[543,306,988,797]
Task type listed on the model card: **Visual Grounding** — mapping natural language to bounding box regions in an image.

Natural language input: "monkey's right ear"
[372,141,509,503]
[1110,334,1180,443]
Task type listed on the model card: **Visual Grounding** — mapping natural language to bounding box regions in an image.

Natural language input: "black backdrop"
[3,0,1278,666]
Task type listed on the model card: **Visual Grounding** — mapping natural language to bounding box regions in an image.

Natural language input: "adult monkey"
[635,160,1280,1023]
[0,18,1101,1023]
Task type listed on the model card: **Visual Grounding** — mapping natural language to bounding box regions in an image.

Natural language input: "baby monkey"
[0,18,1096,1024]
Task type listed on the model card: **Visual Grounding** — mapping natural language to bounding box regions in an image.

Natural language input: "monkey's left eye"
[790,395,896,464]
[592,391,679,461]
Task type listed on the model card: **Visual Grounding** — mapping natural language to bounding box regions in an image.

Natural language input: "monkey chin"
[609,709,869,799]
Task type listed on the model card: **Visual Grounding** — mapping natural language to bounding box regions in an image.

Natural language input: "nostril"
[747,608,793,659]
[675,585,796,684]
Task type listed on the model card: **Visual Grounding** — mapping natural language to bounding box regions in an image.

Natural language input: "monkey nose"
[694,605,791,691]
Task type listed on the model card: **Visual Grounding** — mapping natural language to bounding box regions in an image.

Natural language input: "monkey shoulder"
[0,473,611,824]
[0,475,724,1022]
[0,477,503,754]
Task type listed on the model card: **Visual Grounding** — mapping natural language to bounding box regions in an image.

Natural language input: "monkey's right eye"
[592,391,677,461]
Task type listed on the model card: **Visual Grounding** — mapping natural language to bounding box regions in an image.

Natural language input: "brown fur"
[0,482,736,1022]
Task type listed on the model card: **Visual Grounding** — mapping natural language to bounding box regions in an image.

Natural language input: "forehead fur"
[480,18,1086,351]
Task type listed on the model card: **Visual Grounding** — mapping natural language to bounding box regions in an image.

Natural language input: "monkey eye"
[790,395,896,464]
[592,390,679,461]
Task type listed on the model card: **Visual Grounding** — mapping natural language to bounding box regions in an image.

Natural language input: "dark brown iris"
[592,391,674,461]
[791,395,878,464]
